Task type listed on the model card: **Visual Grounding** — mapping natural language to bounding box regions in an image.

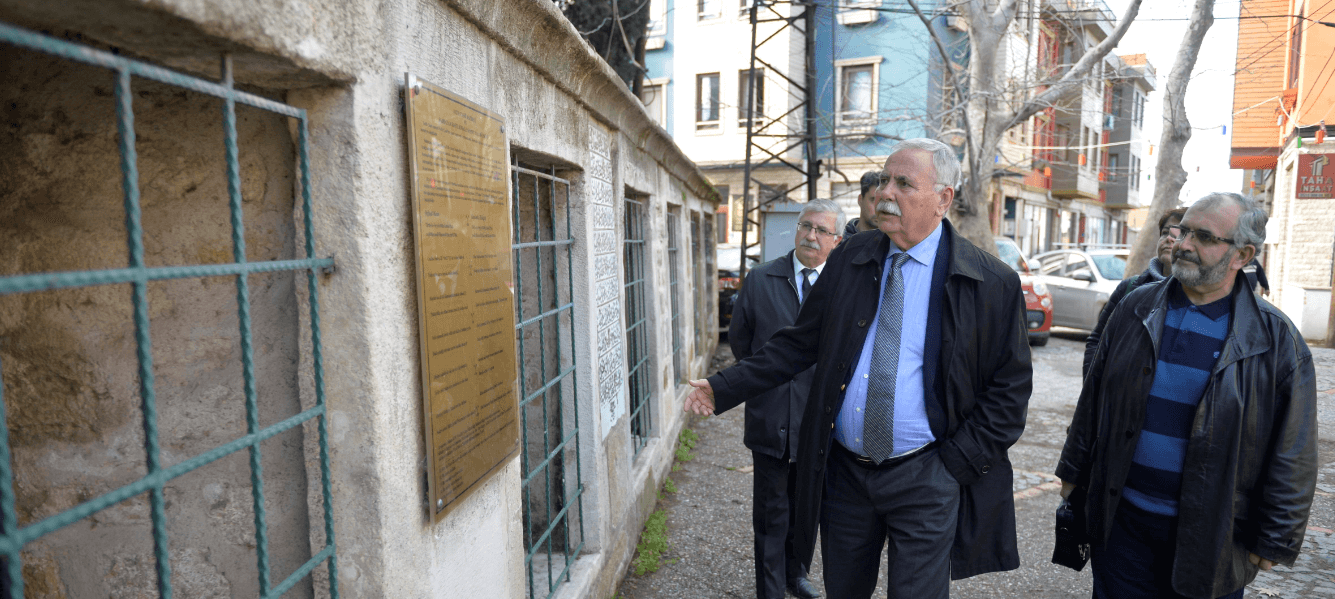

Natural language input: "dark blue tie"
[863,252,911,463]
[800,268,814,303]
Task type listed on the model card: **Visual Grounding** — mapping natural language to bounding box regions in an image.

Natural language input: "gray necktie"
[863,252,911,463]
[800,268,814,302]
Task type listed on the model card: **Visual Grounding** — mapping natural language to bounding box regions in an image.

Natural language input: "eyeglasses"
[1159,227,1179,240]
[797,221,839,239]
[1167,224,1237,246]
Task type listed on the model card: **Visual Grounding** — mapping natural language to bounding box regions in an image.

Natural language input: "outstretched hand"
[683,379,716,416]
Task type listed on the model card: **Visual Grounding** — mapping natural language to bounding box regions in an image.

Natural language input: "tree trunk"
[954,7,1006,251]
[940,0,1143,253]
[1126,0,1214,275]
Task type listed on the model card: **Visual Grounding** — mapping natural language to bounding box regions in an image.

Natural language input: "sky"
[1108,0,1246,206]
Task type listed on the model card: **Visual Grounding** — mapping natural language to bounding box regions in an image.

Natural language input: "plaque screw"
[436,499,444,511]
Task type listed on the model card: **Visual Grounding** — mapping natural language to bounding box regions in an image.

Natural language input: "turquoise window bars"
[0,22,337,599]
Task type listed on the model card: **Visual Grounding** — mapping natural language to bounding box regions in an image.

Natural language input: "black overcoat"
[728,250,813,460]
[709,220,1032,578]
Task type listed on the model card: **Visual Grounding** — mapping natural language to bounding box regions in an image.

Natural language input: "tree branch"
[904,0,974,181]
[1003,0,1143,132]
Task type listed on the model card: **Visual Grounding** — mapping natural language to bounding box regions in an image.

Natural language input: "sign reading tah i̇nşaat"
[1298,153,1333,199]
[404,73,518,521]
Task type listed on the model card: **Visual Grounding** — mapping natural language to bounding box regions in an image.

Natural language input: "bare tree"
[905,0,1144,250]
[1126,0,1215,275]
[563,0,652,93]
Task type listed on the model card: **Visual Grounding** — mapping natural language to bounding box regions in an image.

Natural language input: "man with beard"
[1057,192,1317,599]
[686,138,1031,598]
[728,199,845,599]
[843,171,883,237]
[1082,207,1187,375]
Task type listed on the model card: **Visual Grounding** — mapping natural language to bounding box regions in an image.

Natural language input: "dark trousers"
[820,444,959,599]
[752,450,808,599]
[1091,502,1245,599]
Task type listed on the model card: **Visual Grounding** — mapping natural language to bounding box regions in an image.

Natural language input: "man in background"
[728,199,845,599]
[843,171,882,237]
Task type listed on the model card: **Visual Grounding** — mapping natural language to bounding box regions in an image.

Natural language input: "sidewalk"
[614,336,1335,599]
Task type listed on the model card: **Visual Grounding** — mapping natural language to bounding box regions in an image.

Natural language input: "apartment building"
[644,0,933,250]
[994,1,1154,257]
[646,0,1152,261]
[1229,0,1335,341]
[1103,54,1156,212]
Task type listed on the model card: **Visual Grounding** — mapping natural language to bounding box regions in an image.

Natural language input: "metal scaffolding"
[739,0,820,278]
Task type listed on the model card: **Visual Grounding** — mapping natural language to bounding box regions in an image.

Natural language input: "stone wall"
[0,0,719,597]
[0,44,312,597]
[1272,142,1335,340]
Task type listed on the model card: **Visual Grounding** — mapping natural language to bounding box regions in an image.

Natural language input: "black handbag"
[1052,487,1090,571]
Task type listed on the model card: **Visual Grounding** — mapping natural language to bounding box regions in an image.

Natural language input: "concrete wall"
[1271,140,1335,341]
[0,0,719,596]
[0,43,315,597]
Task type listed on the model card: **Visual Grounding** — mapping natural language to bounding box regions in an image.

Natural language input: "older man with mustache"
[1058,192,1317,599]
[685,138,1032,598]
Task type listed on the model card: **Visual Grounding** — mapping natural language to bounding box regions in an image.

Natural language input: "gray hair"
[1193,192,1267,248]
[798,198,847,235]
[888,137,962,192]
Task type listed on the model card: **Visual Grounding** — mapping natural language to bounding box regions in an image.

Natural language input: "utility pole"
[739,0,818,278]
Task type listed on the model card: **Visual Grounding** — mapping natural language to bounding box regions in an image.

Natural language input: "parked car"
[1032,248,1128,331]
[717,244,759,331]
[994,237,1053,346]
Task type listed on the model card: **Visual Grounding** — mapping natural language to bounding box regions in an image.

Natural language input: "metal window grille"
[690,212,705,354]
[623,196,652,456]
[0,23,337,599]
[702,216,716,339]
[667,208,684,383]
[511,161,584,599]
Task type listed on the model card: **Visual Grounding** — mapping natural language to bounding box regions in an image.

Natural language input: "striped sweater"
[1122,284,1232,516]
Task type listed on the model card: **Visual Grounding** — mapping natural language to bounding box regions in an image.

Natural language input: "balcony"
[1050,0,1115,37]
[1051,161,1101,200]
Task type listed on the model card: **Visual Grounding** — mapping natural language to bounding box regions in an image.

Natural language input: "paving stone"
[616,336,1335,599]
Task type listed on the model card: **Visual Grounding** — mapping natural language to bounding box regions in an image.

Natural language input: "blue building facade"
[641,0,950,234]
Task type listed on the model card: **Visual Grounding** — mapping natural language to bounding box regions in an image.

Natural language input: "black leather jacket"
[1082,256,1167,376]
[1057,274,1317,599]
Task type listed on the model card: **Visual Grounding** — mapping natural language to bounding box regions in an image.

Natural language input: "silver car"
[1032,249,1128,330]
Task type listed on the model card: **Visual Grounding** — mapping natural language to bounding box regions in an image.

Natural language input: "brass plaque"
[404,74,518,521]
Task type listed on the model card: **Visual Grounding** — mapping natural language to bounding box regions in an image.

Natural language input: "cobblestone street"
[617,332,1335,599]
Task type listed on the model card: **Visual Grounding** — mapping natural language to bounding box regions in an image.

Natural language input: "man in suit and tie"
[685,138,1032,598]
[728,199,845,599]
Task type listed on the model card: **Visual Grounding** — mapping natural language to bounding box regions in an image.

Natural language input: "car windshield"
[993,240,1025,273]
[1091,254,1126,280]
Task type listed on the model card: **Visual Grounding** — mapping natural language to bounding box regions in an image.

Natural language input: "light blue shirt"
[835,223,942,458]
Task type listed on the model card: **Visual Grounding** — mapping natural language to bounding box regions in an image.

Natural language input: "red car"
[995,237,1052,346]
